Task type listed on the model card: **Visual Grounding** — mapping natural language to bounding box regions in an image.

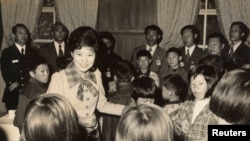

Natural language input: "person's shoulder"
[2,45,15,53]
[239,43,250,50]
[94,68,102,76]
[133,45,145,51]
[178,46,185,53]
[156,45,166,51]
[111,52,123,60]
[150,71,158,77]
[51,70,66,79]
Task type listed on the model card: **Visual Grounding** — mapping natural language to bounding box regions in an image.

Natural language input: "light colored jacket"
[47,69,124,119]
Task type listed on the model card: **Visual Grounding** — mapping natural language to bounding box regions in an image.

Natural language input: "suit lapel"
[51,43,58,57]
[12,45,23,56]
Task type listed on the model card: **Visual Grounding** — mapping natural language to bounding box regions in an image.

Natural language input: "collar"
[64,62,96,88]
[232,41,242,52]
[54,41,65,47]
[15,43,26,54]
[166,100,181,105]
[135,69,150,78]
[185,45,196,55]
[54,41,65,54]
[146,44,157,55]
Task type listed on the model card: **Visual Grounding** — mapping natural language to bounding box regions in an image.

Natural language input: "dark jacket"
[179,46,207,73]
[130,45,167,75]
[1,45,38,110]
[39,42,71,73]
[222,43,250,64]
[13,78,47,131]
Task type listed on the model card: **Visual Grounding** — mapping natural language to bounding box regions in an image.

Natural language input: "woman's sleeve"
[95,70,125,116]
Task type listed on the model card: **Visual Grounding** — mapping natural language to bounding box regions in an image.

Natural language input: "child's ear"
[179,56,182,61]
[71,52,73,57]
[240,32,245,38]
[157,34,162,40]
[222,44,225,49]
[149,59,152,64]
[29,71,35,78]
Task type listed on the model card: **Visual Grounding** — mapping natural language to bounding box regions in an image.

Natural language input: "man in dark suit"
[39,22,71,73]
[130,25,167,75]
[97,31,123,95]
[179,25,207,74]
[1,23,38,110]
[221,21,250,66]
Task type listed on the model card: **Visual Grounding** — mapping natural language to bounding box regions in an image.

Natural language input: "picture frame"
[43,0,55,7]
[34,7,55,43]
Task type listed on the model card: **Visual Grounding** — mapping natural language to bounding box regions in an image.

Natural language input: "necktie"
[21,48,24,55]
[186,48,190,60]
[59,44,63,57]
[229,44,234,57]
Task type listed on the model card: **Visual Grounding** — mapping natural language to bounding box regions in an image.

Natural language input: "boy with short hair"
[161,74,188,115]
[134,49,160,87]
[130,24,167,75]
[159,47,187,82]
[14,56,50,131]
[102,59,135,141]
[131,76,157,105]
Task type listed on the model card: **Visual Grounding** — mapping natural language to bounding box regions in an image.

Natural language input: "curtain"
[97,0,157,60]
[216,0,250,40]
[55,0,98,33]
[0,0,43,52]
[97,0,156,32]
[157,0,200,49]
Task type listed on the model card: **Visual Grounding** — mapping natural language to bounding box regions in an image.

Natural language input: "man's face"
[53,25,67,43]
[15,26,28,46]
[145,29,160,46]
[230,25,244,42]
[166,52,179,69]
[182,29,196,47]
[137,56,151,70]
[207,37,223,56]
[101,38,113,52]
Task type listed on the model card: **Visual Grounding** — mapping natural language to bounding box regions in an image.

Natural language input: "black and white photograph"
[0,0,250,141]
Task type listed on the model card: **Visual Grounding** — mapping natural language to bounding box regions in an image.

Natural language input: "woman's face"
[72,47,96,72]
[190,74,208,100]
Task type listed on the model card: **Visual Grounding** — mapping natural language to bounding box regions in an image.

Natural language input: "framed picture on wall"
[34,7,55,43]
[43,0,55,7]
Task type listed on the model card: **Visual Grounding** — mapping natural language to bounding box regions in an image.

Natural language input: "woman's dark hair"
[131,76,156,102]
[187,64,219,100]
[68,26,99,71]
[114,59,135,83]
[210,69,250,124]
[68,26,99,53]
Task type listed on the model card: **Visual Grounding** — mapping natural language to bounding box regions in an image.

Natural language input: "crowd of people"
[1,21,250,141]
